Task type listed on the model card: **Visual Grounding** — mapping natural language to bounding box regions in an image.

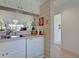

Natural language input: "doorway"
[54,14,61,45]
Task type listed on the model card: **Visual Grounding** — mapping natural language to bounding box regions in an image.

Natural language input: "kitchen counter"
[0,35,44,58]
[0,35,44,43]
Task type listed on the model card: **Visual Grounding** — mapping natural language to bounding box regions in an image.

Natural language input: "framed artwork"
[39,17,44,26]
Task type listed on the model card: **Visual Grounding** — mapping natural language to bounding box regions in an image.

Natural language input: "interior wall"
[62,8,79,55]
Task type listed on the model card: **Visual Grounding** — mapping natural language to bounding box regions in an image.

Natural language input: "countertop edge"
[0,35,44,43]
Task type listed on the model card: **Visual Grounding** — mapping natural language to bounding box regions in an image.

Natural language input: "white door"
[54,14,61,45]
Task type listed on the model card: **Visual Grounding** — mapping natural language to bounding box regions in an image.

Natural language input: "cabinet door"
[6,39,26,58]
[21,0,40,15]
[21,0,32,12]
[27,37,44,58]
[31,0,40,15]
[0,0,4,6]
[0,42,11,58]
[0,39,26,58]
[6,0,19,9]
[6,47,26,58]
[0,42,7,58]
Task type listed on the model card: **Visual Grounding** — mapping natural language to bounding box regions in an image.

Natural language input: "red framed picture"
[39,17,44,26]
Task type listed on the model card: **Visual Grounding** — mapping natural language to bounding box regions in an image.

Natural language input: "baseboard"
[61,47,79,57]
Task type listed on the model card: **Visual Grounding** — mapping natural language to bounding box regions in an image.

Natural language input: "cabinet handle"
[6,53,8,55]
[18,6,20,8]
[2,54,4,56]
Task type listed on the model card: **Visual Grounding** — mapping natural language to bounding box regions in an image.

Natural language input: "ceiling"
[54,0,79,14]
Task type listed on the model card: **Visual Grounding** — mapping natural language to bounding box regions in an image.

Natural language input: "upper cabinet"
[0,0,7,6]
[20,0,32,13]
[5,0,19,9]
[21,0,40,15]
[0,0,40,15]
[31,0,40,15]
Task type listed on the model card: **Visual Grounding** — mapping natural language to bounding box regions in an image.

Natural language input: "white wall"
[54,0,79,15]
[62,8,79,55]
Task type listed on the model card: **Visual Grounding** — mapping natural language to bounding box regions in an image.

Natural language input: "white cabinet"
[21,0,40,15]
[0,0,40,15]
[21,0,32,13]
[6,39,26,58]
[27,37,44,58]
[31,0,40,15]
[0,37,44,58]
[0,39,26,58]
[0,42,6,58]
[0,0,7,6]
[0,0,21,10]
[0,0,4,6]
[5,0,19,9]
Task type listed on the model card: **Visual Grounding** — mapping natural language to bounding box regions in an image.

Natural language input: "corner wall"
[40,0,54,57]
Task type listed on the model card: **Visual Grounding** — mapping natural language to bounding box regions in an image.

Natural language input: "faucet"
[6,29,12,35]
